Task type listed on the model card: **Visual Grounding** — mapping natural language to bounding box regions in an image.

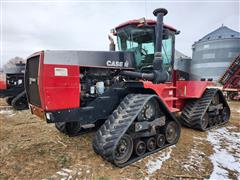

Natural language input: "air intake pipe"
[121,8,169,83]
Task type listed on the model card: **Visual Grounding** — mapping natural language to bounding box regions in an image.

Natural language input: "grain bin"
[191,25,240,81]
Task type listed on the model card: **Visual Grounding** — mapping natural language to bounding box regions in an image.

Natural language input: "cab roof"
[115,19,177,32]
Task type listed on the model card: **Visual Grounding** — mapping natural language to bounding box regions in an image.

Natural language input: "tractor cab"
[113,19,178,75]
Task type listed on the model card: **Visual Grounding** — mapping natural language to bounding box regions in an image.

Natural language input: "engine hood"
[43,50,136,69]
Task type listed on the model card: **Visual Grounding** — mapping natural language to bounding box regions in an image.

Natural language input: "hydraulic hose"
[120,71,154,81]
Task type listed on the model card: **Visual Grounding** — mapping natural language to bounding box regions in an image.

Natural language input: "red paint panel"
[0,74,6,90]
[42,64,80,111]
[176,81,211,99]
[143,81,178,112]
[115,19,177,32]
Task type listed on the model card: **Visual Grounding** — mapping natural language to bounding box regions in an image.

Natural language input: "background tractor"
[0,61,28,110]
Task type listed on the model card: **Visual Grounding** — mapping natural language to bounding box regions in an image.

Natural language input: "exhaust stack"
[152,8,169,83]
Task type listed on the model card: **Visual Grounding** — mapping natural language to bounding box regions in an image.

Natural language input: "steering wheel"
[141,48,148,56]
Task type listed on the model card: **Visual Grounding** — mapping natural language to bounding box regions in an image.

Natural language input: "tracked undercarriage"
[92,94,181,167]
[180,88,231,131]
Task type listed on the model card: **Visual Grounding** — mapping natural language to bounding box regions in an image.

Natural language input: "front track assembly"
[92,94,181,167]
[180,88,230,131]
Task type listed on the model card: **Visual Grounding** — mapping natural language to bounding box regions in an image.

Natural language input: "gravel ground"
[0,98,239,180]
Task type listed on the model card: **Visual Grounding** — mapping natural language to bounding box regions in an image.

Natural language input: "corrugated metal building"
[190,25,240,81]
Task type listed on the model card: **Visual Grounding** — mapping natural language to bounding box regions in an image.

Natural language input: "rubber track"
[180,88,230,131]
[92,94,179,167]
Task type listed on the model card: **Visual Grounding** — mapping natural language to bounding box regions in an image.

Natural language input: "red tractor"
[25,8,230,167]
[0,62,28,110]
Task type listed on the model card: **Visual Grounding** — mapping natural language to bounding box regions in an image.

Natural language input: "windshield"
[117,26,173,71]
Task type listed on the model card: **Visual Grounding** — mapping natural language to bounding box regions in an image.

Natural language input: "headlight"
[45,112,51,120]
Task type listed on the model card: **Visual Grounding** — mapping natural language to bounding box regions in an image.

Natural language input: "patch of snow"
[56,171,69,176]
[61,168,72,173]
[146,146,175,175]
[207,127,240,179]
[0,110,13,115]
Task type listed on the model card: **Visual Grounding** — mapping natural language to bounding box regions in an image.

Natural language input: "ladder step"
[164,97,179,101]
[164,86,176,89]
[169,107,180,112]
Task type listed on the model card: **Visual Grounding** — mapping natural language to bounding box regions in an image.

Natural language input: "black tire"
[146,137,157,152]
[55,122,82,136]
[11,97,28,110]
[165,121,180,144]
[134,140,146,157]
[6,97,14,106]
[113,134,133,165]
[156,134,165,148]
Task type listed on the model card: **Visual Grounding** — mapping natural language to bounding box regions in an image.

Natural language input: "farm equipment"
[0,62,28,110]
[25,8,230,167]
[219,54,240,100]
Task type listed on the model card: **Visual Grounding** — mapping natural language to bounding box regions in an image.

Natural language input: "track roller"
[146,137,157,152]
[156,134,165,148]
[164,121,179,144]
[114,134,133,165]
[134,140,146,156]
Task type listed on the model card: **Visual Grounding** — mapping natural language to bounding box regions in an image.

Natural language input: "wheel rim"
[146,137,156,152]
[201,113,209,130]
[134,140,146,156]
[137,99,158,121]
[156,134,165,148]
[114,134,133,164]
[165,121,179,144]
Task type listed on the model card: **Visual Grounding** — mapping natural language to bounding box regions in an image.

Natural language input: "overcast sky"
[1,0,239,68]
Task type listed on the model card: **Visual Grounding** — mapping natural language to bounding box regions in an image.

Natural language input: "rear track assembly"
[180,88,230,131]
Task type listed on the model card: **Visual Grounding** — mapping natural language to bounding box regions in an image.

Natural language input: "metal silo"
[174,50,192,80]
[190,25,240,82]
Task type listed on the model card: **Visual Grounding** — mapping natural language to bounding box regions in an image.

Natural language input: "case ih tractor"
[0,62,28,110]
[25,8,230,167]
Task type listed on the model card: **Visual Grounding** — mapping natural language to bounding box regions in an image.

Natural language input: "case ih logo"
[106,60,129,68]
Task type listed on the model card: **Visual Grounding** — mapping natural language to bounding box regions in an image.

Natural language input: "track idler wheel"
[146,137,157,152]
[134,140,146,156]
[55,122,82,136]
[165,121,180,144]
[156,134,165,148]
[114,134,133,165]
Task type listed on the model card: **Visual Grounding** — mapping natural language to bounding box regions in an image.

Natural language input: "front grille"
[25,56,41,106]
